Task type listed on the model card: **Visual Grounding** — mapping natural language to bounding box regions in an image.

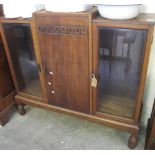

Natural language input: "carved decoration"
[38,25,87,35]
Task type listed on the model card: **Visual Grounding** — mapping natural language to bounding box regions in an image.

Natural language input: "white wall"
[141,27,155,125]
[139,1,155,126]
[140,0,155,13]
[142,35,155,126]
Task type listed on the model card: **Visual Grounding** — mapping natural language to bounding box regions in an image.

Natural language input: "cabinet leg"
[18,104,26,115]
[128,133,138,149]
[0,119,7,126]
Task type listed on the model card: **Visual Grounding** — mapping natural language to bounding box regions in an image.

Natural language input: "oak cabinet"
[0,9,154,149]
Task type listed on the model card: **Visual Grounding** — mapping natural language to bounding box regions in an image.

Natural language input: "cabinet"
[0,9,154,148]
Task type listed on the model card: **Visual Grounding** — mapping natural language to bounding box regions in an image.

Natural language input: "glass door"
[2,23,42,97]
[96,27,147,119]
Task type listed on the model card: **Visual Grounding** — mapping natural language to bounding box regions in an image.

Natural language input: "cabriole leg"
[0,119,7,126]
[128,132,138,149]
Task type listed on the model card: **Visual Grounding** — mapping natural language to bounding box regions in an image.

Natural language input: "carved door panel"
[34,15,90,113]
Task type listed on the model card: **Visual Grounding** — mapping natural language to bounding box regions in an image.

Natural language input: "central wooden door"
[33,13,90,113]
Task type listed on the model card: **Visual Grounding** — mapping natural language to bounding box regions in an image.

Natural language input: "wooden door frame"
[0,19,46,102]
[92,21,154,124]
[30,19,48,102]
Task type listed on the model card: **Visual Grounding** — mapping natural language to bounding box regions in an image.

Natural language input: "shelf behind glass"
[3,23,42,97]
[97,27,147,119]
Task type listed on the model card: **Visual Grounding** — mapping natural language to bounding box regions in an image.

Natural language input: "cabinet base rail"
[15,94,139,149]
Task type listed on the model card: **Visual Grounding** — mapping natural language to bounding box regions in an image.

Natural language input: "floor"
[0,106,146,150]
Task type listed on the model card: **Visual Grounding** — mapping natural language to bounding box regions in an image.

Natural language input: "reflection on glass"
[98,28,147,118]
[3,23,41,97]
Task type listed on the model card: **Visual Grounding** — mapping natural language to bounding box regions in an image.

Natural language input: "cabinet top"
[33,7,97,17]
[93,13,155,25]
[0,17,31,24]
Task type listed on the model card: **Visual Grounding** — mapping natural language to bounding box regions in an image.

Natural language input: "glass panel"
[98,28,147,119]
[0,36,14,100]
[3,23,42,97]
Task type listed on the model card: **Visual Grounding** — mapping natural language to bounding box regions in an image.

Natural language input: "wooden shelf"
[22,80,42,97]
[98,94,135,119]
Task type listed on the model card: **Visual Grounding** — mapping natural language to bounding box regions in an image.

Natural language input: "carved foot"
[128,133,138,149]
[18,104,26,115]
[0,119,7,126]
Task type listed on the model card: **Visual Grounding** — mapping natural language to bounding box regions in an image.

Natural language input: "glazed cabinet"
[0,9,154,149]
